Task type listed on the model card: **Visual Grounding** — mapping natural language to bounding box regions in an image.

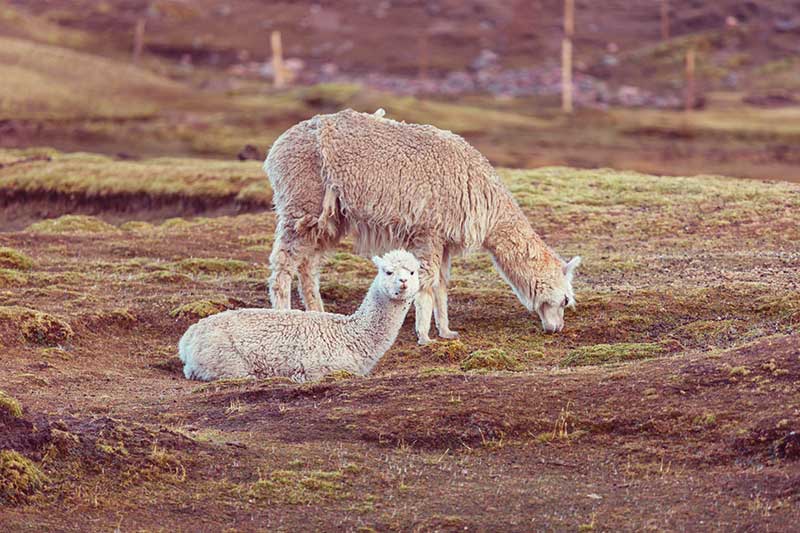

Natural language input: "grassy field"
[1,152,798,530]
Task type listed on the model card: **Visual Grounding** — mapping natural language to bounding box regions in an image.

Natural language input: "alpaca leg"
[433,277,459,340]
[297,249,325,312]
[268,224,297,309]
[412,241,443,345]
[414,288,435,345]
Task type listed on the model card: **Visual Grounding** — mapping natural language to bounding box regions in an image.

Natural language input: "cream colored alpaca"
[179,250,420,382]
[264,109,580,343]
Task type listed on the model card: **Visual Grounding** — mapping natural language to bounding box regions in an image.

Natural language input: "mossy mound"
[0,247,33,270]
[427,340,469,363]
[0,268,27,287]
[170,298,241,319]
[561,342,664,367]
[0,390,23,418]
[460,348,522,372]
[0,306,73,346]
[172,258,251,275]
[0,450,48,504]
[26,215,119,234]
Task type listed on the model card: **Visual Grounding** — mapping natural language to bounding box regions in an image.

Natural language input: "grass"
[170,298,240,319]
[247,468,350,504]
[460,349,522,372]
[0,306,74,346]
[26,215,119,234]
[0,151,269,206]
[172,258,252,275]
[0,247,34,270]
[561,343,665,367]
[0,450,48,504]
[0,36,188,120]
[0,390,23,418]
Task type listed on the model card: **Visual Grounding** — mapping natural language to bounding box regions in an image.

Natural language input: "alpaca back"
[315,110,510,252]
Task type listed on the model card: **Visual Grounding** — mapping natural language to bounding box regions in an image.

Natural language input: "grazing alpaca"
[264,108,581,344]
[179,250,420,382]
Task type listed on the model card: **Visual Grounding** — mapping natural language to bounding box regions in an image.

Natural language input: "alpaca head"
[534,256,581,333]
[372,250,421,301]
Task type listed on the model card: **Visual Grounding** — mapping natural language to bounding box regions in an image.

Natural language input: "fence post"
[133,18,146,64]
[418,32,430,82]
[561,0,574,113]
[685,47,696,111]
[660,0,670,40]
[271,30,286,88]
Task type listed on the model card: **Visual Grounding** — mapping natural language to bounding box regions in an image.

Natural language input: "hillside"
[1,155,798,529]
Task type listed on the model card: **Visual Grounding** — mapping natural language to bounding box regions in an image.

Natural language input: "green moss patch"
[561,343,664,367]
[460,349,522,372]
[0,450,48,504]
[172,258,251,275]
[170,297,242,319]
[427,340,469,363]
[0,247,33,270]
[0,390,23,418]
[26,215,119,234]
[0,306,73,346]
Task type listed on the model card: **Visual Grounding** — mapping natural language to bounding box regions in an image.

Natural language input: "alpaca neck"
[483,207,553,312]
[348,282,413,373]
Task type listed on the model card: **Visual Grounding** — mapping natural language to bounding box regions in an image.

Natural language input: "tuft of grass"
[247,469,349,504]
[169,298,240,319]
[0,268,27,287]
[0,390,23,418]
[0,247,33,270]
[427,340,469,363]
[561,343,664,367]
[0,450,48,504]
[321,370,356,382]
[26,215,119,234]
[0,305,73,346]
[172,258,252,275]
[460,348,522,372]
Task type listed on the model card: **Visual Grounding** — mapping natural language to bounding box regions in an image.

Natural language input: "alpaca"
[263,108,581,343]
[179,250,420,382]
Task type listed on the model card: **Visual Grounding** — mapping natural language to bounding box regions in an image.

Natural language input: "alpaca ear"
[372,256,384,270]
[563,256,581,281]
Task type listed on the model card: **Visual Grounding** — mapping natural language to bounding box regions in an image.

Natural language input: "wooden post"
[133,18,146,64]
[660,0,670,40]
[418,32,430,82]
[271,30,286,89]
[685,47,696,111]
[561,0,574,113]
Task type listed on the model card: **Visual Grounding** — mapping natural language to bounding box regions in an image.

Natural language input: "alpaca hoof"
[439,329,460,339]
[417,336,432,346]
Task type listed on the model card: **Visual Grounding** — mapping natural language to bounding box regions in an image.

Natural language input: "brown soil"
[0,166,798,529]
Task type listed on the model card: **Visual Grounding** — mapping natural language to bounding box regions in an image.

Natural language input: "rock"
[237,145,263,161]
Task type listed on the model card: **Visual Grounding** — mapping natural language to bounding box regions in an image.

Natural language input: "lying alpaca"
[179,250,420,382]
[264,108,581,343]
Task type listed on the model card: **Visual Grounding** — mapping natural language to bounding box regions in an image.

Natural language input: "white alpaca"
[178,250,420,382]
[264,108,581,343]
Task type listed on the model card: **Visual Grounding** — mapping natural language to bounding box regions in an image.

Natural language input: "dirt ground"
[1,157,798,531]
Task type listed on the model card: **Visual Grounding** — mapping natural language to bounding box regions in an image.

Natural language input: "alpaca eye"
[386,271,393,276]
[563,296,569,307]
[410,271,415,275]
